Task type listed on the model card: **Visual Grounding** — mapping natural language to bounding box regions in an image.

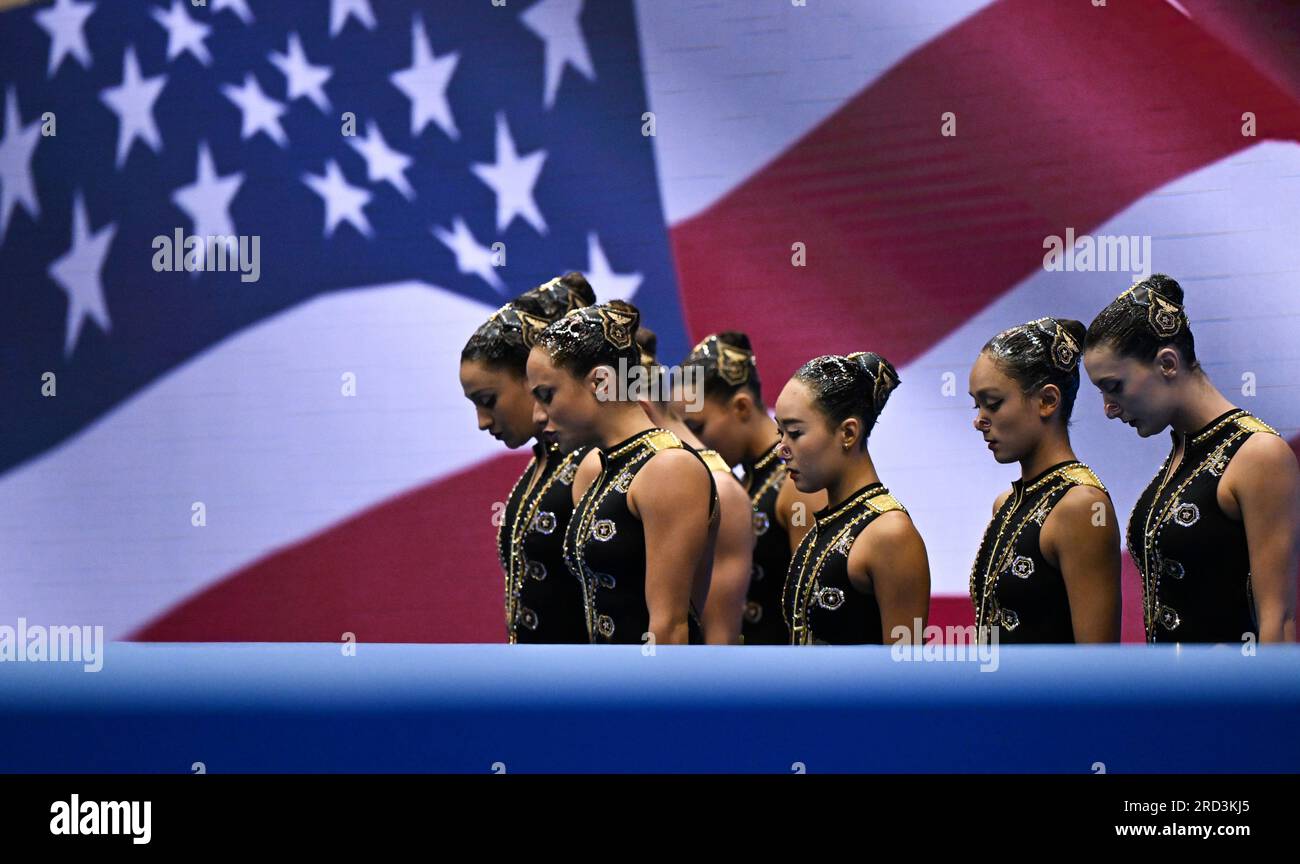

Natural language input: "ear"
[731,391,754,421]
[1154,346,1181,379]
[1038,383,1062,419]
[839,417,862,450]
[587,365,612,399]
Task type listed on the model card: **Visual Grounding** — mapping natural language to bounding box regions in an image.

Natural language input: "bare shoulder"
[860,508,918,545]
[1231,431,1300,479]
[1053,483,1112,518]
[635,447,711,494]
[1042,484,1114,548]
[992,488,1013,516]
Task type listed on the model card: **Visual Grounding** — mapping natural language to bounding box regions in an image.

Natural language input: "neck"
[826,451,881,510]
[642,401,705,450]
[745,413,781,462]
[595,404,657,450]
[1169,374,1235,436]
[1019,430,1076,482]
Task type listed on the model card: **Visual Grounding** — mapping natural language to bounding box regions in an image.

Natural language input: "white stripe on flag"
[635,0,996,224]
[0,282,498,637]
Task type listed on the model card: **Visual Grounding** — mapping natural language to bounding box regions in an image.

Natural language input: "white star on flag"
[151,0,212,67]
[269,33,332,112]
[34,0,95,77]
[49,193,116,358]
[390,14,460,140]
[0,86,42,245]
[172,142,244,272]
[348,120,415,201]
[471,112,548,235]
[584,232,642,301]
[433,217,505,292]
[302,160,373,238]
[213,0,254,25]
[520,0,595,109]
[330,0,376,37]
[99,46,167,169]
[222,73,288,148]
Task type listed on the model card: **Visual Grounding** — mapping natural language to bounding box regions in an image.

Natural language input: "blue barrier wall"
[1,644,1297,772]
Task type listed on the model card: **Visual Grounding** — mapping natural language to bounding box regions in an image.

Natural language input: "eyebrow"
[971,389,1002,399]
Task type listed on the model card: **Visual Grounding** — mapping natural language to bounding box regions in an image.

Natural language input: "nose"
[777,436,792,462]
[532,399,550,430]
[973,413,990,433]
[1104,400,1122,419]
[476,408,492,431]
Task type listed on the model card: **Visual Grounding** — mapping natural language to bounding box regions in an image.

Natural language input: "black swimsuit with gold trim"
[496,441,590,644]
[741,441,791,644]
[1128,409,1279,643]
[783,482,905,645]
[563,428,715,645]
[969,460,1107,644]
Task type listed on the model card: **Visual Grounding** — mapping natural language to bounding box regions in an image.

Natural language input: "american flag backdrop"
[1,0,1298,643]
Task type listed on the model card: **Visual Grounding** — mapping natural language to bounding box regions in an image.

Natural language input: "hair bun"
[846,351,900,415]
[1143,273,1184,306]
[1057,318,1086,346]
[516,272,596,320]
[635,326,658,365]
[716,330,753,352]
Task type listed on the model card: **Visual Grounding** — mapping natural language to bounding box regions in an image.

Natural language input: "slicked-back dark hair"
[982,317,1085,424]
[793,352,900,443]
[1086,274,1198,370]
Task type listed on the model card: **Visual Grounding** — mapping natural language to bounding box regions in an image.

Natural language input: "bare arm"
[629,450,714,645]
[1226,434,1300,643]
[1041,485,1122,643]
[701,477,755,644]
[776,477,826,555]
[848,511,930,644]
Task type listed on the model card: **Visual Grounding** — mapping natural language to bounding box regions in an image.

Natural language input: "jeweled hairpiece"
[988,318,1078,374]
[1121,281,1184,339]
[1021,318,1080,372]
[598,305,636,350]
[688,335,754,386]
[548,304,638,353]
[1047,320,1080,372]
[482,303,548,350]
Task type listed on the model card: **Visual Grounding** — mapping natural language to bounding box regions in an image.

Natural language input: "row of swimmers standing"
[460,273,1299,645]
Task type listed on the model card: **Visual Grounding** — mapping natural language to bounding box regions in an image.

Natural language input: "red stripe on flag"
[669,0,1300,387]
[131,453,530,643]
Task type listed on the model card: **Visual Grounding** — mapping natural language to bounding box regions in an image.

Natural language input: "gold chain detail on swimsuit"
[969,462,1105,637]
[504,447,584,644]
[782,484,900,644]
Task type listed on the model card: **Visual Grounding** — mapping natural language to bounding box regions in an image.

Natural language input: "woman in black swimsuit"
[680,332,824,644]
[527,301,718,645]
[775,352,930,644]
[636,329,753,644]
[458,273,595,644]
[969,317,1120,643]
[1084,274,1299,643]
